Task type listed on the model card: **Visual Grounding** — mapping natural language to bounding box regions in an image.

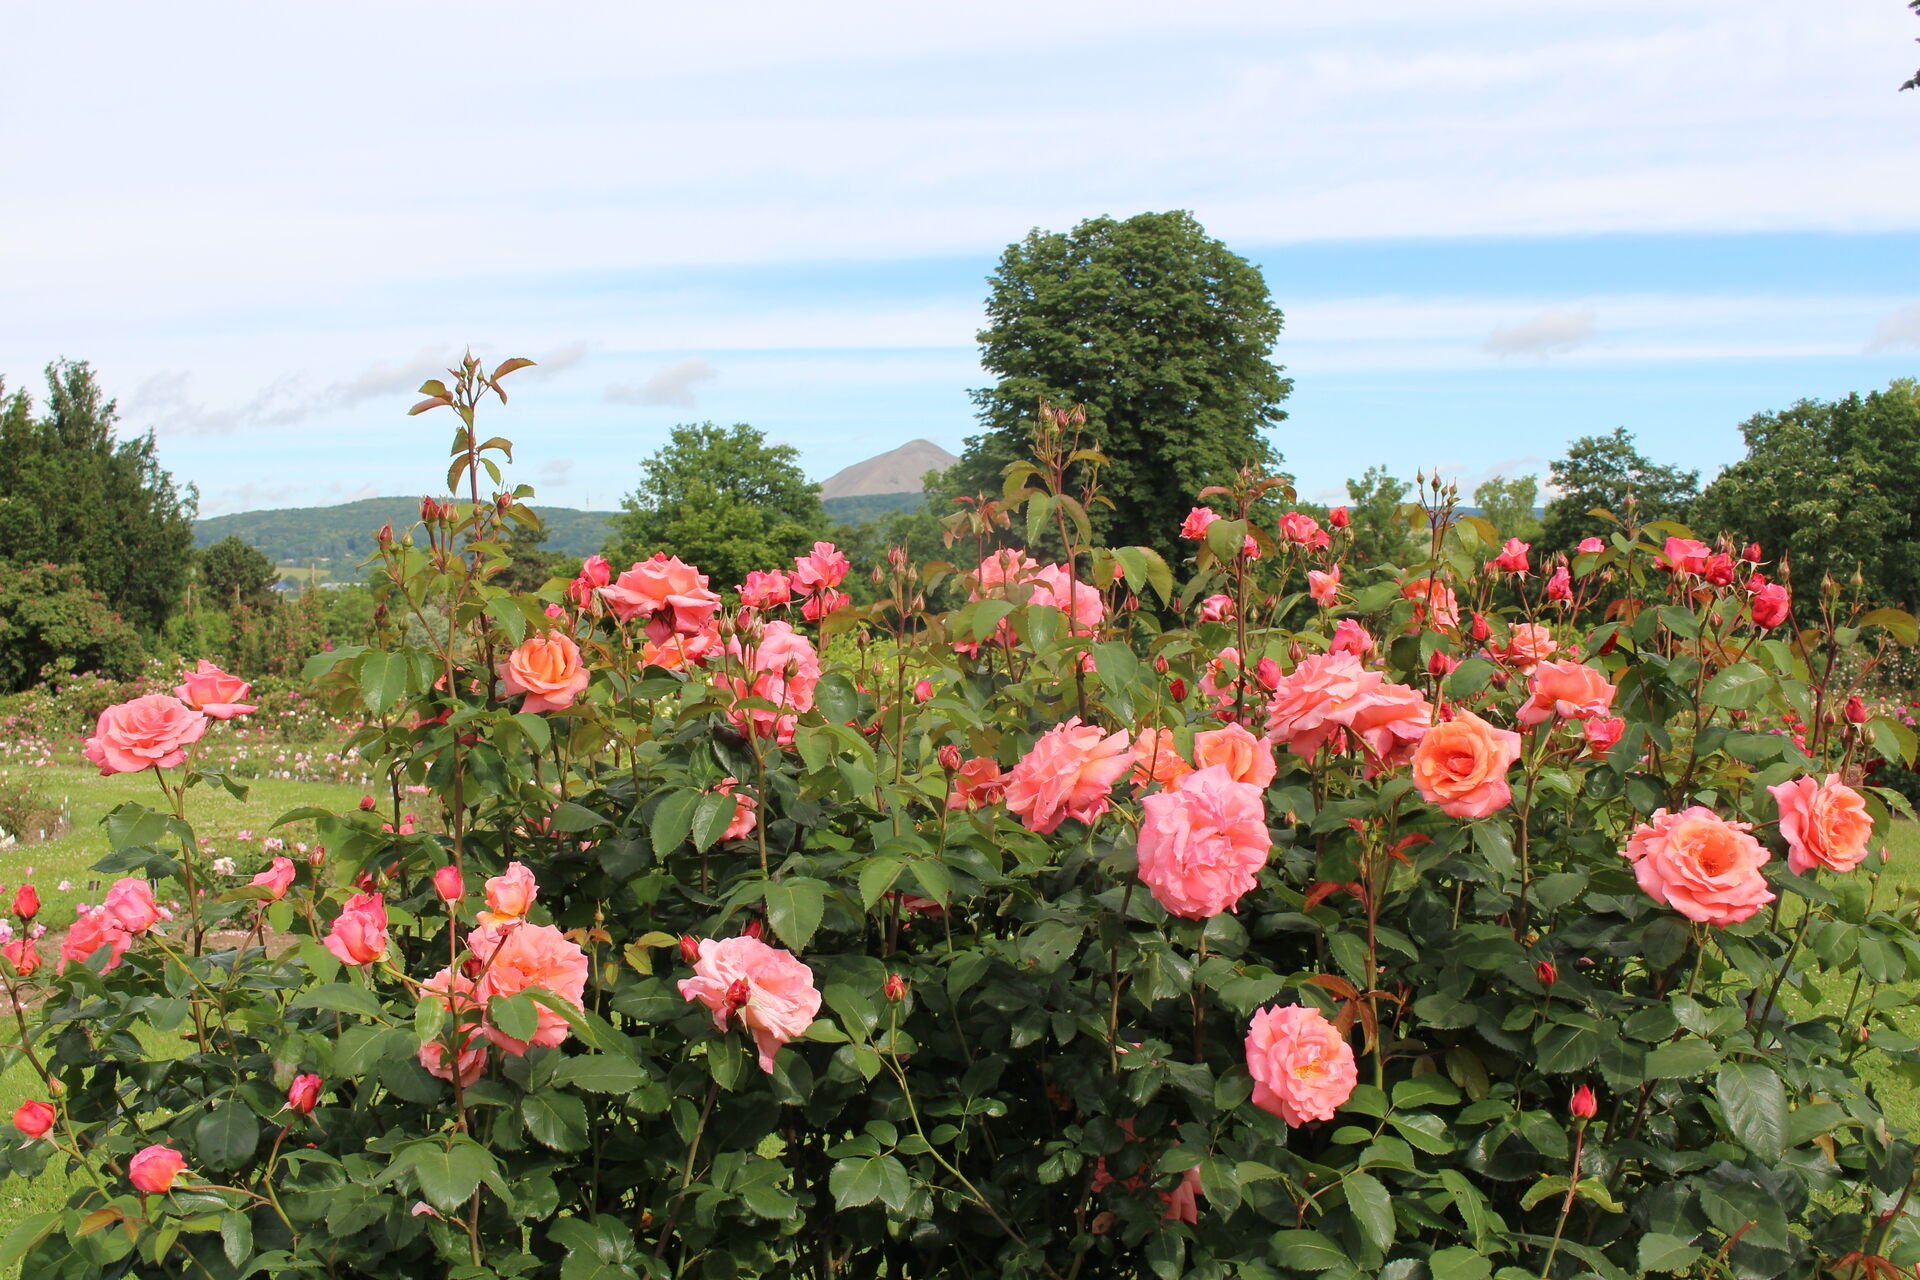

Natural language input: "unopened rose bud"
[1125,594,1139,612]
[286,1073,322,1116]
[938,744,962,772]
[419,496,440,524]
[1846,696,1870,725]
[679,935,701,966]
[11,885,38,921]
[913,679,933,704]
[1168,677,1187,701]
[1153,655,1169,674]
[11,1100,55,1140]
[1328,505,1349,529]
[1570,1084,1597,1121]
[883,973,907,1002]
[1536,960,1558,988]
[1288,640,1305,664]
[726,978,752,1012]
[1742,542,1762,564]
[1428,649,1459,678]
[1255,657,1281,691]
[358,795,376,811]
[376,523,394,549]
[743,918,763,941]
[432,866,464,904]
[1469,613,1490,643]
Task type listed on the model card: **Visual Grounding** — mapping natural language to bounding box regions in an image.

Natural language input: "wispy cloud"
[1484,308,1597,357]
[605,357,718,408]
[1867,302,1920,351]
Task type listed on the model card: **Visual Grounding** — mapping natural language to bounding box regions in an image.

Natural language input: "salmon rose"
[83,695,208,775]
[1769,773,1872,875]
[1263,653,1385,758]
[678,935,822,1073]
[1136,765,1271,919]
[1130,728,1193,792]
[1004,718,1133,834]
[1517,660,1616,725]
[1411,710,1523,818]
[1193,723,1276,789]
[1622,807,1774,926]
[1245,1005,1357,1127]
[174,661,257,719]
[472,922,589,1054]
[498,631,590,714]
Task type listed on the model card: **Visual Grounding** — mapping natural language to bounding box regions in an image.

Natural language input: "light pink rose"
[251,856,296,901]
[1136,765,1271,919]
[726,621,823,745]
[498,631,591,714]
[739,569,793,609]
[1345,681,1432,772]
[1411,710,1522,818]
[1245,1005,1358,1127]
[1576,536,1606,555]
[83,695,208,775]
[1489,538,1530,575]
[173,661,257,719]
[1029,564,1105,634]
[791,541,850,595]
[1160,1167,1202,1224]
[480,862,538,925]
[1192,723,1276,789]
[128,1144,187,1194]
[1623,807,1775,926]
[599,555,721,637]
[1263,653,1384,759]
[678,935,822,1073]
[1179,507,1218,540]
[1658,537,1711,576]
[1517,660,1616,725]
[1307,567,1340,608]
[1197,593,1235,623]
[1401,578,1459,630]
[1004,717,1134,834]
[715,777,758,842]
[1769,773,1872,875]
[473,921,589,1054]
[1279,511,1329,549]
[101,878,169,933]
[1502,623,1558,671]
[947,757,1007,810]
[323,892,390,967]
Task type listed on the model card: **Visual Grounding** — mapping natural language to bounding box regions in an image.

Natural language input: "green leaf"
[1445,657,1497,698]
[1638,1232,1702,1274]
[649,790,699,854]
[548,801,608,834]
[357,650,409,714]
[219,1211,253,1268]
[1268,1230,1345,1271]
[690,792,737,852]
[857,857,905,910]
[0,1212,60,1265]
[765,878,828,952]
[195,1103,260,1171]
[551,1055,650,1095]
[815,673,861,726]
[1090,642,1140,691]
[289,983,388,1022]
[1643,1038,1719,1079]
[1716,1061,1787,1163]
[1859,607,1919,646]
[1344,1171,1394,1253]
[489,992,539,1044]
[829,1155,911,1212]
[522,1090,591,1152]
[1701,662,1770,710]
[1427,1246,1493,1280]
[410,1138,495,1213]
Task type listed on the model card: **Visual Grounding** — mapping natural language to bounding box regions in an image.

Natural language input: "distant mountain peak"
[819,440,957,499]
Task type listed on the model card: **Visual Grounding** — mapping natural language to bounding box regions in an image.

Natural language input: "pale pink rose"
[498,631,590,714]
[323,892,390,967]
[1192,723,1276,789]
[1029,564,1105,634]
[1279,511,1329,549]
[739,569,793,609]
[58,911,130,973]
[1346,680,1432,773]
[1130,728,1194,792]
[1307,566,1340,608]
[947,757,1007,810]
[1160,1167,1203,1224]
[1503,623,1558,671]
[1136,765,1271,919]
[1489,538,1530,575]
[1411,710,1522,818]
[1245,1005,1358,1127]
[1004,718,1134,834]
[1401,578,1459,630]
[83,695,208,775]
[473,921,589,1054]
[1583,716,1625,756]
[1263,653,1385,759]
[479,862,538,927]
[1769,774,1872,875]
[1623,807,1775,926]
[678,935,822,1073]
[1576,536,1606,555]
[1197,593,1236,623]
[1330,619,1374,659]
[1179,507,1219,540]
[417,964,487,1086]
[726,621,823,745]
[1517,660,1616,725]
[102,878,168,934]
[1657,537,1711,576]
[173,661,257,719]
[251,856,296,901]
[715,778,758,842]
[128,1144,187,1194]
[791,541,850,595]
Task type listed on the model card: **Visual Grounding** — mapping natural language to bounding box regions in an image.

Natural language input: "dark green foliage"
[953,211,1291,561]
[198,535,282,610]
[1344,464,1416,568]
[1538,428,1699,554]
[194,497,621,564]
[0,561,144,692]
[822,491,929,524]
[611,422,829,589]
[0,361,198,632]
[1692,380,1920,607]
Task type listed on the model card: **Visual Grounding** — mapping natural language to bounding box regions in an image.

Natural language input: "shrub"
[0,562,144,694]
[2,365,1919,1279]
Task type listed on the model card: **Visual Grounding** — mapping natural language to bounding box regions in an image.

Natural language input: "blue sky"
[2,2,1917,514]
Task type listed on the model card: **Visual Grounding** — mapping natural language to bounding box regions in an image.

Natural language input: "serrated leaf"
[1717,1061,1787,1163]
[1344,1171,1394,1253]
[765,878,827,952]
[522,1090,590,1152]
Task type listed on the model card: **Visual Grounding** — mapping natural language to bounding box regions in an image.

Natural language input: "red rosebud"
[1328,505,1350,529]
[1168,678,1188,702]
[286,1073,322,1116]
[725,978,752,1012]
[1153,655,1169,674]
[1703,553,1735,587]
[1846,695,1870,725]
[1536,960,1558,988]
[743,918,763,941]
[432,866,464,904]
[1742,542,1762,563]
[358,795,376,811]
[1255,657,1282,691]
[678,935,701,966]
[938,744,962,772]
[1428,649,1459,678]
[1469,613,1490,643]
[11,885,38,921]
[376,523,394,549]
[1125,594,1140,612]
[1570,1084,1597,1121]
[12,1100,55,1140]
[419,496,440,524]
[913,679,933,704]
[883,973,908,1003]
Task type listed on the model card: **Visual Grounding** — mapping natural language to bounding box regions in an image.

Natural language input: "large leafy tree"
[1343,465,1416,568]
[198,535,282,610]
[0,361,197,633]
[1692,380,1920,607]
[1537,428,1698,555]
[610,422,827,589]
[952,211,1291,559]
[1471,474,1541,545]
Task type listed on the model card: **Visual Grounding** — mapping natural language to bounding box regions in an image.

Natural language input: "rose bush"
[3,362,1920,1278]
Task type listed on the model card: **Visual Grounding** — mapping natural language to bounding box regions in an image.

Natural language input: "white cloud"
[605,357,719,408]
[1867,302,1920,351]
[1484,309,1598,357]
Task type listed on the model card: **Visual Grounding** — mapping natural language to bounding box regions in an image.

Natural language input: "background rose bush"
[2,361,1919,1278]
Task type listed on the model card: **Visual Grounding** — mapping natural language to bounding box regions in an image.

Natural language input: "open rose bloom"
[1136,765,1271,918]
[678,936,822,1072]
[1623,807,1775,926]
[1246,1005,1358,1127]
[83,695,208,774]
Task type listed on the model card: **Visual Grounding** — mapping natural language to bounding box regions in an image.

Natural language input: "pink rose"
[1308,566,1340,608]
[678,935,822,1073]
[1245,1005,1358,1127]
[417,964,487,1086]
[1576,536,1605,555]
[1004,718,1134,834]
[12,1100,55,1140]
[481,862,537,925]
[128,1144,187,1194]
[173,661,257,720]
[286,1073,322,1115]
[1401,578,1459,630]
[1160,1167,1202,1224]
[1263,653,1384,759]
[1279,512,1329,549]
[82,695,208,775]
[599,555,721,637]
[323,892,390,967]
[947,757,1007,810]
[1136,765,1271,918]
[791,541,850,595]
[726,621,823,746]
[1129,728,1193,792]
[1192,723,1276,789]
[58,912,129,973]
[1503,623,1558,671]
[473,921,589,1054]
[1029,564,1105,634]
[1490,538,1531,574]
[1657,537,1711,576]
[1769,774,1872,876]
[498,631,590,714]
[1411,710,1522,818]
[1330,619,1374,659]
[1750,582,1790,629]
[1198,593,1236,623]
[251,856,296,901]
[433,865,465,903]
[739,569,794,609]
[1546,564,1572,603]
[1346,680,1433,773]
[1583,716,1625,756]
[1179,507,1219,540]
[101,878,168,934]
[715,778,758,842]
[1517,660,1616,725]
[1623,807,1774,926]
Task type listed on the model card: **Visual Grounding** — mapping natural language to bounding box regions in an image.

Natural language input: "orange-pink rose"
[1346,681,1432,773]
[1130,728,1193,792]
[128,1144,187,1194]
[498,631,590,714]
[947,757,1007,810]
[1029,564,1105,634]
[480,862,537,925]
[1502,623,1557,670]
[417,964,488,1086]
[715,778,758,842]
[173,660,257,719]
[1411,710,1523,818]
[1401,578,1459,630]
[58,910,130,973]
[82,694,208,775]
[1193,723,1276,789]
[1136,765,1271,919]
[1517,660,1616,725]
[678,935,822,1073]
[323,892,390,967]
[791,541,850,595]
[1307,566,1340,608]
[1769,773,1872,876]
[251,856,296,901]
[1263,653,1384,758]
[1245,1005,1358,1127]
[1004,718,1134,834]
[102,877,169,933]
[1622,806,1774,926]
[599,554,722,637]
[473,921,589,1054]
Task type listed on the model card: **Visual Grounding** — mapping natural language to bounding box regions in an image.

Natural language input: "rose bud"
[432,866,464,904]
[1255,657,1282,691]
[1328,505,1350,529]
[725,978,752,1013]
[376,522,395,549]
[1428,649,1459,678]
[1469,613,1491,643]
[1125,594,1140,612]
[358,795,376,812]
[679,935,702,966]
[128,1144,187,1194]
[419,496,439,523]
[1168,678,1188,702]
[883,973,908,1002]
[1742,542,1762,563]
[11,885,38,921]
[1846,696,1870,725]
[286,1073,322,1116]
[1536,960,1558,988]
[1569,1084,1597,1121]
[1703,553,1735,587]
[743,918,764,941]
[1153,655,1169,675]
[938,744,963,772]
[913,679,933,704]
[12,1100,55,1140]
